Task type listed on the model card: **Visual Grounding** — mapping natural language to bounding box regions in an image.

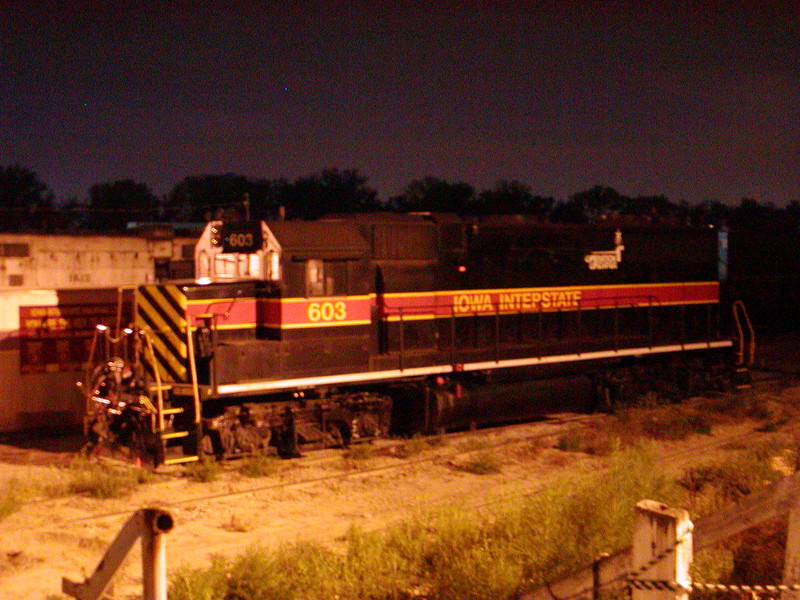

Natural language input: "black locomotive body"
[82,214,746,466]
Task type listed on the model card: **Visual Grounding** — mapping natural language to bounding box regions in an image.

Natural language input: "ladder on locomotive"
[112,282,202,466]
[138,328,202,466]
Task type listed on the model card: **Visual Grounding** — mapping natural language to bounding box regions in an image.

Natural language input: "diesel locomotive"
[81,214,752,466]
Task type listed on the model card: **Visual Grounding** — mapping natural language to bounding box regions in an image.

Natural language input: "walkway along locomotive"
[80,214,753,466]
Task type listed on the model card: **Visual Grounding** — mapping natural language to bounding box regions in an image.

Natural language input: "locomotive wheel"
[199,433,216,456]
[353,413,382,439]
[324,421,348,448]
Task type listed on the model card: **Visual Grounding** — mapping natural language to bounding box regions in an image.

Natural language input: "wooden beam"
[693,471,800,550]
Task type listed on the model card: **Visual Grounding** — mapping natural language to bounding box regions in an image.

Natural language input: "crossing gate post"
[631,499,693,600]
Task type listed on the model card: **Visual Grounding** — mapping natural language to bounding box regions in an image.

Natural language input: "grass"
[339,442,376,469]
[237,452,280,478]
[44,457,153,499]
[0,479,22,521]
[557,403,716,455]
[2,459,155,517]
[165,392,798,599]
[17,383,798,598]
[679,441,787,510]
[185,456,222,483]
[222,513,254,533]
[393,434,434,458]
[453,450,503,475]
[640,406,713,440]
[680,434,795,587]
[344,443,375,461]
[169,444,678,600]
[556,423,616,455]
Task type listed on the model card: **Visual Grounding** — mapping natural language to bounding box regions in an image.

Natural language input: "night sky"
[2,1,799,204]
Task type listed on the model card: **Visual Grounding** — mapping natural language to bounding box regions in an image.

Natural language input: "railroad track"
[58,412,597,525]
[17,378,795,527]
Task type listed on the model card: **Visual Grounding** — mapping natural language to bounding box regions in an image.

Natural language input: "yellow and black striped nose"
[135,284,188,383]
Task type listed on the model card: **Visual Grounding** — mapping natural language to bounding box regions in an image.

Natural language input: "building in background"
[0,227,199,433]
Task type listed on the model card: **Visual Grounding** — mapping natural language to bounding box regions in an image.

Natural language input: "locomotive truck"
[81,214,752,466]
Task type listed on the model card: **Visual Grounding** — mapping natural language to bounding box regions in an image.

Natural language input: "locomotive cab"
[195,220,282,283]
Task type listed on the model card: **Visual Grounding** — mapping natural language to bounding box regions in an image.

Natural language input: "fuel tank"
[390,370,593,435]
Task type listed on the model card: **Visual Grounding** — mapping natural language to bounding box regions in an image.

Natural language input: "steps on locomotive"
[155,393,201,465]
[732,367,752,390]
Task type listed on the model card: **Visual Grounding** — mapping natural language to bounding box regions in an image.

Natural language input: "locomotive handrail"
[191,289,244,322]
[114,284,138,340]
[732,300,755,367]
[385,292,667,369]
[185,319,202,430]
[140,328,167,433]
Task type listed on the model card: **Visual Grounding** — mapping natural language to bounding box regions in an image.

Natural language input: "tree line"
[1,163,798,233]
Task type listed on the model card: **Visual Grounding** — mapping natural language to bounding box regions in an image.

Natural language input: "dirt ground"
[1,375,798,600]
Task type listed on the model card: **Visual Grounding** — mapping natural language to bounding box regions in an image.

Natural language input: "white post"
[142,509,174,600]
[783,499,800,600]
[631,499,693,600]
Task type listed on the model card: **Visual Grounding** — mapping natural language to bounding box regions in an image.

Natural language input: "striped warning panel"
[135,284,188,383]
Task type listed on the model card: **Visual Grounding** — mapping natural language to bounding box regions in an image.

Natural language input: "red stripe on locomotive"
[186,295,373,329]
[185,281,718,329]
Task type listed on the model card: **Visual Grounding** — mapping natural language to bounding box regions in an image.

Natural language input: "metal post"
[593,553,609,600]
[142,509,174,600]
[398,307,404,371]
[63,509,174,600]
[450,305,455,365]
[494,303,500,363]
[537,307,542,357]
[680,304,685,348]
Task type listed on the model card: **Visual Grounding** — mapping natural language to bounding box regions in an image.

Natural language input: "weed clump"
[344,443,374,461]
[556,424,616,455]
[679,445,785,505]
[393,434,431,458]
[238,452,280,478]
[0,479,22,521]
[185,456,221,483]
[169,444,676,600]
[644,407,711,439]
[52,458,143,499]
[454,451,502,475]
